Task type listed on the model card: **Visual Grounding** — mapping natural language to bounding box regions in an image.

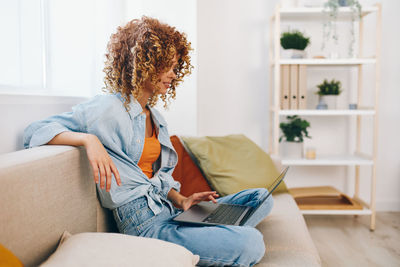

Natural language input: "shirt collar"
[116,93,167,127]
[148,105,167,127]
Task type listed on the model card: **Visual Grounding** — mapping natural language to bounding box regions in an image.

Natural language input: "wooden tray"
[289,186,363,210]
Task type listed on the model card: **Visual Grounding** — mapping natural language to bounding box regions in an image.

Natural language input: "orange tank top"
[138,128,161,178]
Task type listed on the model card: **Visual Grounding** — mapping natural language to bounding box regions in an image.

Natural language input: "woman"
[24,17,273,267]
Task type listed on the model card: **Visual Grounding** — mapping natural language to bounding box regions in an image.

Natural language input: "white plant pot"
[281,141,304,159]
[281,49,306,59]
[322,95,338,109]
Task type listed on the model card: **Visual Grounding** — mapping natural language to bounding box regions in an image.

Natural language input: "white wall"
[0,95,87,153]
[197,0,270,148]
[197,0,400,211]
[373,0,400,211]
[125,0,198,137]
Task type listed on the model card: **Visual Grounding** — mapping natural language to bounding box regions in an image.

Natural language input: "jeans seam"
[136,215,156,235]
[121,216,136,234]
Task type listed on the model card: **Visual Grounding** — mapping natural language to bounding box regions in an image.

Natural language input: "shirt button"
[136,139,141,143]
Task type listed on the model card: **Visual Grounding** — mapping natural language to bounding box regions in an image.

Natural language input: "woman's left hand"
[180,191,219,211]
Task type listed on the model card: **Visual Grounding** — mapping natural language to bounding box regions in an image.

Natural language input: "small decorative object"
[279,115,311,158]
[321,0,362,58]
[315,79,342,109]
[305,147,316,159]
[349,103,357,109]
[280,29,311,59]
[316,101,328,110]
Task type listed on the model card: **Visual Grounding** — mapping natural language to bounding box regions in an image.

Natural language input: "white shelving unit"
[282,154,373,166]
[276,109,375,116]
[269,4,382,230]
[275,58,376,65]
[278,6,379,19]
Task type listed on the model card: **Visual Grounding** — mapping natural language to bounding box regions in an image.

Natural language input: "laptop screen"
[251,166,289,212]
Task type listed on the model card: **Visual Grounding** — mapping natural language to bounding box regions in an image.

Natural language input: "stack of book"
[280,65,307,109]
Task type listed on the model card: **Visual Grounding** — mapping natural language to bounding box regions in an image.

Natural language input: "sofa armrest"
[0,146,97,266]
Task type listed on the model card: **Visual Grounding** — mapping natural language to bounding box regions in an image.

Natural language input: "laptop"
[173,166,289,226]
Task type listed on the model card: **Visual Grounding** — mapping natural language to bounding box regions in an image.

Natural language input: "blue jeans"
[113,188,274,267]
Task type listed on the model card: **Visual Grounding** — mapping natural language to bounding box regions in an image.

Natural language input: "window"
[0,0,126,97]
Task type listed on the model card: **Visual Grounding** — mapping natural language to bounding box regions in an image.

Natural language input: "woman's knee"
[258,188,274,206]
[254,188,274,209]
[233,227,265,266]
[243,188,267,197]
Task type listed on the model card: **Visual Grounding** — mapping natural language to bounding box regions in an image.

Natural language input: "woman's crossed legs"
[142,188,274,267]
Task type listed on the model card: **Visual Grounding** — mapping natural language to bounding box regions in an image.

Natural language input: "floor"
[304,212,400,267]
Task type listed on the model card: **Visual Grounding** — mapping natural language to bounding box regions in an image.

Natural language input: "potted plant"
[315,79,342,109]
[280,30,311,59]
[279,115,311,158]
[321,0,362,58]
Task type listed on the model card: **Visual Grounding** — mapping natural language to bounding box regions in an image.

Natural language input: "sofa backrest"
[0,146,114,267]
[0,139,283,266]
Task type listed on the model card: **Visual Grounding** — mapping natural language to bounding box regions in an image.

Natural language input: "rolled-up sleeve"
[158,170,181,199]
[23,104,86,148]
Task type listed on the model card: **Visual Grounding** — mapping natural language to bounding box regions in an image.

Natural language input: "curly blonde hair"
[103,16,193,109]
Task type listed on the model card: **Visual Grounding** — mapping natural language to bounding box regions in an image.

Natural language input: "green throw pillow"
[181,134,288,197]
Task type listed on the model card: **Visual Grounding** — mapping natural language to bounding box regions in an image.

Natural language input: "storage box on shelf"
[289,186,363,211]
[268,3,381,230]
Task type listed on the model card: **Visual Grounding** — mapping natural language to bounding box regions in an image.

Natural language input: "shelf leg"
[269,65,274,154]
[273,4,281,155]
[370,164,377,231]
[268,17,274,154]
[370,215,376,231]
[369,2,382,233]
[354,166,360,199]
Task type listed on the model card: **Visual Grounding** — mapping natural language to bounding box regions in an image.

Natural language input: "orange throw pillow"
[170,135,212,197]
[0,243,23,267]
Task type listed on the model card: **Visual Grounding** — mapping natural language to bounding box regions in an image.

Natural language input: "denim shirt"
[23,93,181,214]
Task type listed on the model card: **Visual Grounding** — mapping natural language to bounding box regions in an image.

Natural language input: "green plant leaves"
[280,30,310,50]
[279,115,311,143]
[316,79,342,95]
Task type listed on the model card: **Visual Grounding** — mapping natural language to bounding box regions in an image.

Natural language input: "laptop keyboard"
[203,204,248,225]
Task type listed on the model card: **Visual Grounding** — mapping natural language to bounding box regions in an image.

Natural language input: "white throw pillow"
[40,232,199,267]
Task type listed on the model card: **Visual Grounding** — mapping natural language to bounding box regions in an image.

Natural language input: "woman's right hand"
[83,134,122,192]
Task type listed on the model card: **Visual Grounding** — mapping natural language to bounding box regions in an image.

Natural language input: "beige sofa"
[0,145,321,266]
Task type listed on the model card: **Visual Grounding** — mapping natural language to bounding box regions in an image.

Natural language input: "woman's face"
[144,57,178,96]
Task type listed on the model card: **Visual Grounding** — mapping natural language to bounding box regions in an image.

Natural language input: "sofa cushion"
[40,232,200,267]
[181,134,288,197]
[170,135,212,197]
[256,193,321,266]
